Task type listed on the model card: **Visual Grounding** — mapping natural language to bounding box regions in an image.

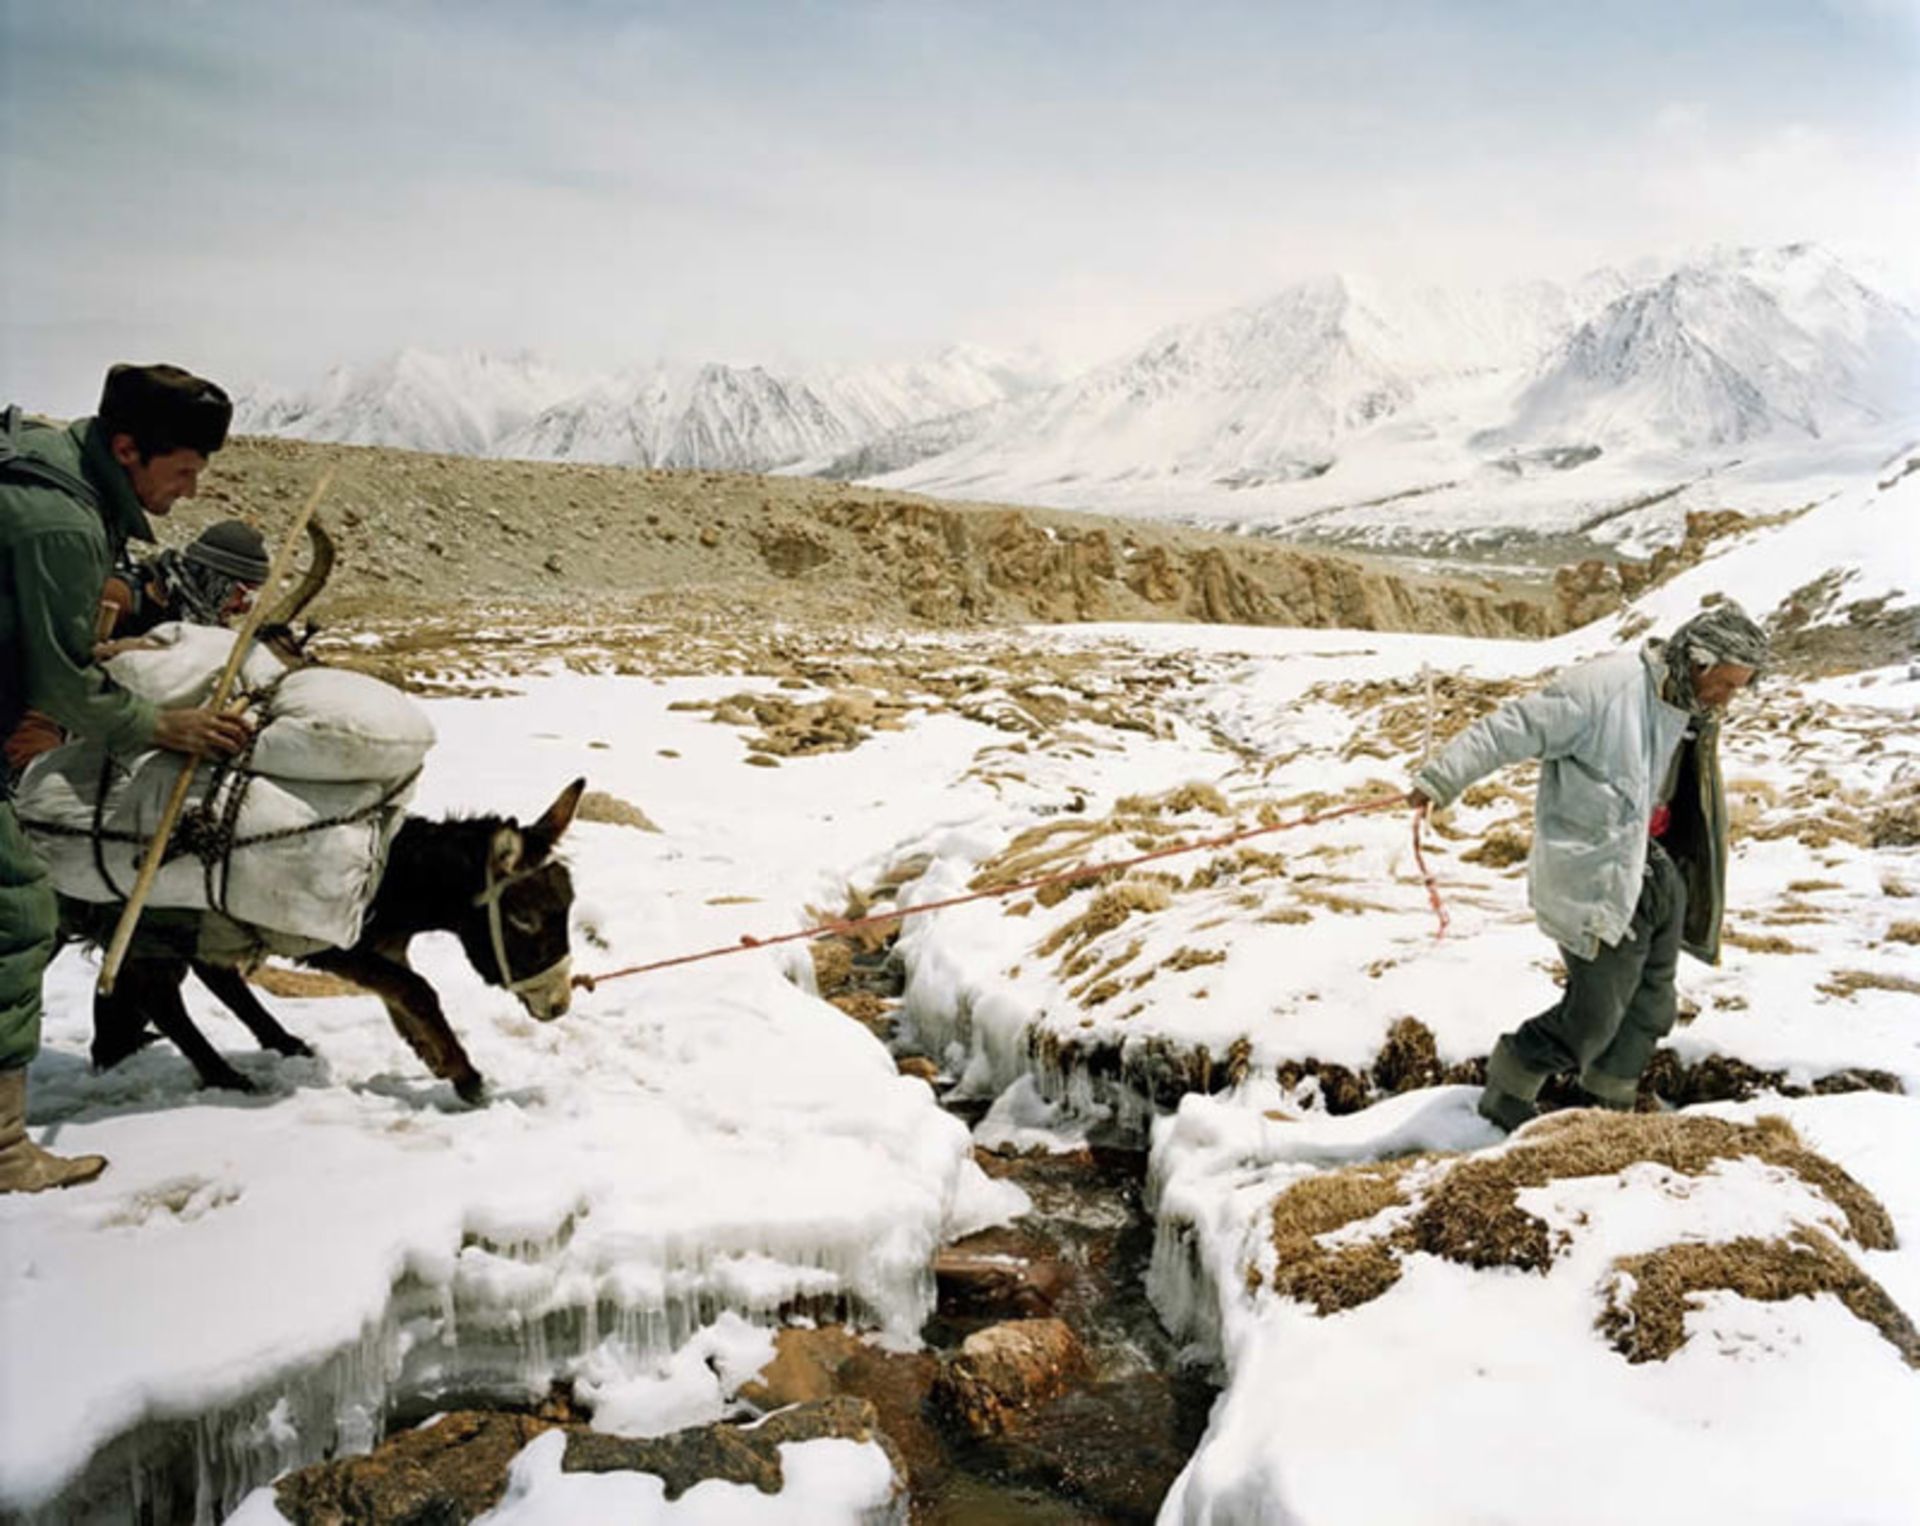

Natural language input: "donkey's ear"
[490,826,524,878]
[531,778,587,845]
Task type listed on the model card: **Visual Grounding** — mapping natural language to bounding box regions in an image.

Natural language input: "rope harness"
[574,793,1447,993]
[472,858,571,997]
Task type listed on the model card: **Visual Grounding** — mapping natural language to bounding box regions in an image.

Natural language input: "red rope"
[572,794,1444,992]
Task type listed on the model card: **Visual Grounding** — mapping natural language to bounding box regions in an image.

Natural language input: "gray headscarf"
[1658,601,1771,716]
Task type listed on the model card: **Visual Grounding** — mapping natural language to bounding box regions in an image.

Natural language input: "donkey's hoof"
[266,1034,315,1059]
[201,1066,258,1094]
[454,1073,488,1105]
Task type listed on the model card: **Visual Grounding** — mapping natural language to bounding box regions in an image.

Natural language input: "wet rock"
[275,1410,551,1526]
[980,1375,1214,1524]
[565,1396,906,1502]
[938,1319,1089,1438]
[736,1329,943,1494]
[936,1232,1072,1319]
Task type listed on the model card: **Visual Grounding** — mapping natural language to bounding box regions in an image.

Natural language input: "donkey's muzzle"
[516,958,574,1021]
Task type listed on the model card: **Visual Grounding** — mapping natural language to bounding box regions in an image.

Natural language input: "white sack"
[107,627,435,783]
[104,623,286,709]
[16,742,410,950]
[249,668,435,782]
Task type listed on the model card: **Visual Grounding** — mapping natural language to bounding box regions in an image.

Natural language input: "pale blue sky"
[4,0,1916,410]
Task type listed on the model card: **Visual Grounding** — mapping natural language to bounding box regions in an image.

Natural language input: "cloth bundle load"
[17,625,435,950]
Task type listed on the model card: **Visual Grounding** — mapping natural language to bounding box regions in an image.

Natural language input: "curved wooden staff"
[97,467,337,993]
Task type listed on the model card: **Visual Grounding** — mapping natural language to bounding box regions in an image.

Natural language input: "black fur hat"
[97,363,232,457]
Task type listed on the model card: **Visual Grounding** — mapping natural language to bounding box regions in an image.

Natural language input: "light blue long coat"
[1413,646,1725,963]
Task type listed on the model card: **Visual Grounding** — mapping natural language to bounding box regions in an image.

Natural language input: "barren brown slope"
[176,436,1561,637]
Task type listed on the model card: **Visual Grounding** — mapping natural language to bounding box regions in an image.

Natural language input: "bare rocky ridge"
[176,436,1562,638]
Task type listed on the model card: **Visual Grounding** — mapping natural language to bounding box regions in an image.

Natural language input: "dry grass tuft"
[1372,1017,1445,1094]
[1116,782,1231,818]
[1163,946,1228,973]
[1869,789,1920,849]
[1884,921,1920,946]
[1266,1164,1418,1314]
[1290,883,1388,916]
[1818,969,1920,1000]
[1598,1229,1920,1369]
[1037,879,1174,959]
[1257,1112,1898,1326]
[1461,823,1531,869]
[1724,929,1813,955]
[1413,1113,1893,1274]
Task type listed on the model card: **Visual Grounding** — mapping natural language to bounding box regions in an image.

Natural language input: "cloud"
[4,1,1916,410]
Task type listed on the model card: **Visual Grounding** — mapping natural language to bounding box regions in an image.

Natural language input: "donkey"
[87,778,586,1104]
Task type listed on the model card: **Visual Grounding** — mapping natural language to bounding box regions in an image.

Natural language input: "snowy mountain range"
[864,245,1918,515]
[234,344,1060,474]
[235,245,1919,540]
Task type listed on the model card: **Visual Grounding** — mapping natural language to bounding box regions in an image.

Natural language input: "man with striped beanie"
[1408,601,1770,1131]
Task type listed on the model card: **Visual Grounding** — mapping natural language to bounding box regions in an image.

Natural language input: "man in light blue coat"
[1408,604,1770,1131]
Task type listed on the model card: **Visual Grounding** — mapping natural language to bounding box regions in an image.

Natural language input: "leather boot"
[0,1068,106,1193]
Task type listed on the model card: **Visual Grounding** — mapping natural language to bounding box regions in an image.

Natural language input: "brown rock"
[896,1055,940,1085]
[938,1318,1089,1437]
[934,1245,1071,1319]
[736,1328,945,1494]
[574,790,661,832]
[564,1396,905,1503]
[737,1326,864,1409]
[275,1411,552,1526]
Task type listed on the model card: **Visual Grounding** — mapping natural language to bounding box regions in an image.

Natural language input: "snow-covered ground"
[2,467,1915,1522]
[1,679,1031,1520]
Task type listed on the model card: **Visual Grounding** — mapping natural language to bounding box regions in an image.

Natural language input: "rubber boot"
[1578,1065,1640,1113]
[0,1068,106,1193]
[1476,1036,1544,1135]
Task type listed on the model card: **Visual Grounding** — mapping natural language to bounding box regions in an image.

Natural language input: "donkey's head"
[456,778,586,1021]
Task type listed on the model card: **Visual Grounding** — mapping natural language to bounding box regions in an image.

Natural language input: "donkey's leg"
[92,970,163,1072]
[123,962,256,1092]
[191,962,314,1058]
[307,949,484,1102]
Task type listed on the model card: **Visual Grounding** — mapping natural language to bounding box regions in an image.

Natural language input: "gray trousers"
[1488,842,1687,1106]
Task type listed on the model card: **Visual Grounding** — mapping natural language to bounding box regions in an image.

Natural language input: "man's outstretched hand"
[152,707,251,756]
[1405,787,1430,818]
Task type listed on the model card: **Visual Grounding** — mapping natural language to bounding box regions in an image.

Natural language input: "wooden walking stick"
[96,467,336,994]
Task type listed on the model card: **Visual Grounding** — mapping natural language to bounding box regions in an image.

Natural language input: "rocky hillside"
[178,436,1564,638]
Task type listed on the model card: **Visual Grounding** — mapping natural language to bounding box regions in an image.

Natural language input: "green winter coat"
[1413,645,1728,966]
[1,410,160,1068]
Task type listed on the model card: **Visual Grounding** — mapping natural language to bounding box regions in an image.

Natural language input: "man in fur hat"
[4,520,272,773]
[0,364,253,1192]
[1407,605,1770,1131]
